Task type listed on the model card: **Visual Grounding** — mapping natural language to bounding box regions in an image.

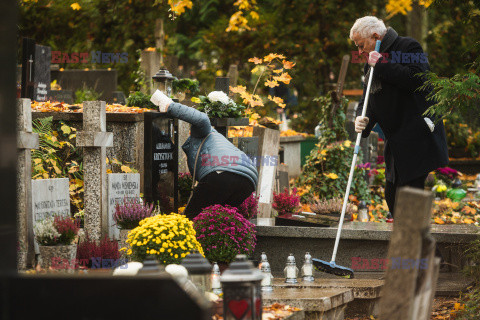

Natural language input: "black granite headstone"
[144,112,179,212]
[21,37,35,99]
[34,44,51,102]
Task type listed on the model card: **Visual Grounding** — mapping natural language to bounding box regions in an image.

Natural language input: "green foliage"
[32,117,84,213]
[443,113,480,158]
[295,140,370,203]
[74,85,102,104]
[172,78,200,96]
[421,72,480,129]
[126,91,156,109]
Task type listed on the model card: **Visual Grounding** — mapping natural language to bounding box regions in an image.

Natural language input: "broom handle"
[331,40,381,263]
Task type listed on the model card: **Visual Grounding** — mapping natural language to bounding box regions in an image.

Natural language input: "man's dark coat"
[357,28,449,184]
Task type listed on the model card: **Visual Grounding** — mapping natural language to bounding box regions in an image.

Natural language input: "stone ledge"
[280,136,307,143]
[256,222,480,244]
[32,111,146,123]
[263,287,353,312]
[272,278,383,300]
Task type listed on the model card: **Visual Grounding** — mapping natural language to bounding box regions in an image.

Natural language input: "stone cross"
[253,127,280,220]
[379,187,440,320]
[16,98,39,269]
[76,101,113,241]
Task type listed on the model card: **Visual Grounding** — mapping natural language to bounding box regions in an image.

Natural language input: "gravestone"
[31,178,71,253]
[214,77,230,95]
[379,187,440,320]
[144,112,179,213]
[227,65,238,88]
[107,173,140,239]
[21,38,35,99]
[253,127,280,219]
[76,101,113,240]
[16,98,39,269]
[50,69,118,102]
[275,164,289,193]
[34,44,51,102]
[20,39,51,102]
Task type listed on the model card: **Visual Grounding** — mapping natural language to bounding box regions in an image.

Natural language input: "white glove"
[150,90,173,112]
[355,116,369,133]
[368,51,382,67]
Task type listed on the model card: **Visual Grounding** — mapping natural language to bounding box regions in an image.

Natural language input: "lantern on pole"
[181,250,212,295]
[152,66,176,97]
[221,255,263,320]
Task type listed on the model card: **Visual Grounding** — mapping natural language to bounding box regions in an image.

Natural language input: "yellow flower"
[127,249,132,255]
[324,173,339,179]
[344,140,352,148]
[70,2,81,10]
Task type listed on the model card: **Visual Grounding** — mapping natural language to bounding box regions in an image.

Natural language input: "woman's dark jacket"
[167,102,258,187]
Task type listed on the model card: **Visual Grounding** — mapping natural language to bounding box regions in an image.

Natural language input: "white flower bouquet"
[195,91,246,118]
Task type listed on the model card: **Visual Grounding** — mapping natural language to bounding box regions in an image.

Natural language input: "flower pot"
[38,244,77,272]
[118,229,132,257]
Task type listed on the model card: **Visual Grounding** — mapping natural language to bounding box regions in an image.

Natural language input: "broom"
[313,40,381,279]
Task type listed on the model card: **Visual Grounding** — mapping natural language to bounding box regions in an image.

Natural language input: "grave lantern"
[221,255,263,320]
[181,250,212,295]
[358,200,368,222]
[152,67,176,97]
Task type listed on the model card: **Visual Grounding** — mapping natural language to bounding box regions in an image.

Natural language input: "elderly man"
[351,16,448,217]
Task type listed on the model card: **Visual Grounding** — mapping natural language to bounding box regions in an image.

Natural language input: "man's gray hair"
[349,16,387,40]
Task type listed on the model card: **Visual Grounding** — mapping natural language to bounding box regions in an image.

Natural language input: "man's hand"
[368,51,382,67]
[355,116,369,133]
[150,90,173,113]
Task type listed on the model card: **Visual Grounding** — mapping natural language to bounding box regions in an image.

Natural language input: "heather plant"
[193,205,256,264]
[238,192,259,220]
[272,188,301,216]
[311,198,353,216]
[125,213,203,265]
[77,234,122,269]
[113,198,155,230]
[34,216,80,246]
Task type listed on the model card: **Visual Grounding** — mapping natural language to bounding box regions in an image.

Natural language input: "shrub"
[193,205,256,264]
[77,235,122,269]
[311,198,353,216]
[238,192,259,220]
[272,188,300,216]
[34,216,79,246]
[125,213,203,265]
[113,198,155,230]
[295,140,370,202]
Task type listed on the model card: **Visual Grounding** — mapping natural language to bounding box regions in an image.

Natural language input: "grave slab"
[272,278,383,317]
[254,222,479,274]
[263,286,353,320]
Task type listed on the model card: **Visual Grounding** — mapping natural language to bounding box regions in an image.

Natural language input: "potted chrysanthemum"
[34,215,80,271]
[193,205,256,268]
[124,213,204,265]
